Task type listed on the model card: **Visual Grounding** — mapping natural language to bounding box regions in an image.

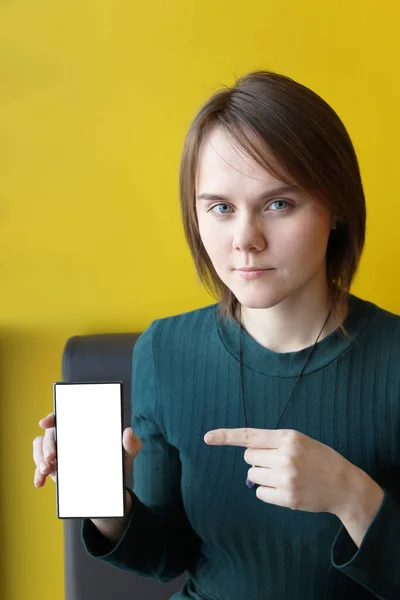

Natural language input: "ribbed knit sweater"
[82,294,400,599]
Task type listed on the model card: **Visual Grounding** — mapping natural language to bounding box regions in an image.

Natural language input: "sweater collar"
[215,294,378,377]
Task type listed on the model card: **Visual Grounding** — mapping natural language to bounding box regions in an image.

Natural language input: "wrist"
[335,465,384,525]
[90,489,134,543]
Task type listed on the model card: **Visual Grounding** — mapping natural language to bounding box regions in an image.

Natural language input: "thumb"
[122,427,142,470]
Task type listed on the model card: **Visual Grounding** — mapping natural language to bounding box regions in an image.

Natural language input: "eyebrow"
[196,184,300,203]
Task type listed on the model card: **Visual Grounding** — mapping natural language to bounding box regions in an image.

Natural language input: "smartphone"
[53,381,126,519]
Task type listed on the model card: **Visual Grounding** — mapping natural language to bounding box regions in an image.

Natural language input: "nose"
[232,215,267,253]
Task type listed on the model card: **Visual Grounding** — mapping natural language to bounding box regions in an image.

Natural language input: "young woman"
[33,71,400,599]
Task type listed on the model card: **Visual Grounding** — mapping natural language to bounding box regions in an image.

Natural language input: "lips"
[236,268,273,280]
[236,268,272,271]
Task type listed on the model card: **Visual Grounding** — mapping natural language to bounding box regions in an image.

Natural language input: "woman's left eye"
[269,200,290,210]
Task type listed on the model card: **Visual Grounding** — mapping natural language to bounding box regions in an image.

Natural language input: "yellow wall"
[0,1,399,598]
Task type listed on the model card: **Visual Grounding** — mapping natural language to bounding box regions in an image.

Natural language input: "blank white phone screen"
[54,382,124,519]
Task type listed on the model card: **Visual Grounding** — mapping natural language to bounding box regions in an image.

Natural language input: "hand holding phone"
[32,382,142,521]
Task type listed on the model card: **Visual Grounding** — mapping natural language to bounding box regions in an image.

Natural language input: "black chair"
[61,333,186,600]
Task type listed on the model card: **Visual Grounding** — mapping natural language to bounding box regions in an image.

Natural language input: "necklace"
[238,306,332,488]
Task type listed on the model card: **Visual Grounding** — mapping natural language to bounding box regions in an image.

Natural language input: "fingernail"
[205,433,215,443]
[246,477,255,488]
[40,462,47,473]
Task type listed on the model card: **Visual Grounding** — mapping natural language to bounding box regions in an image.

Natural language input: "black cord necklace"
[238,306,332,488]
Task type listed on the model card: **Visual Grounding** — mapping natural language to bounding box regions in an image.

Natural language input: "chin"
[234,289,289,310]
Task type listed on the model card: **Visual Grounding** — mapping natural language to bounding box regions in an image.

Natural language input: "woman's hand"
[204,427,366,516]
[33,412,57,487]
[33,412,142,489]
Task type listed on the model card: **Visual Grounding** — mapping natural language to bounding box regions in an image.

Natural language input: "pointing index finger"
[204,428,281,448]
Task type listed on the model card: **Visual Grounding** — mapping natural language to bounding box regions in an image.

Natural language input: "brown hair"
[179,70,366,335]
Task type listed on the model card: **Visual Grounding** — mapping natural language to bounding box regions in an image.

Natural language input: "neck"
[237,281,347,353]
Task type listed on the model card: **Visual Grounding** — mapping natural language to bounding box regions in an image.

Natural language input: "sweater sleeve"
[81,321,201,582]
[331,487,400,599]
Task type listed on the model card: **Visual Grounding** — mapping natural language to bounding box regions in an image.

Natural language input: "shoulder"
[359,296,400,337]
[373,301,400,363]
[133,303,219,358]
[353,295,400,375]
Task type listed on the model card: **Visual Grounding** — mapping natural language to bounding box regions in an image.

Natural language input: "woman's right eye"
[210,204,233,215]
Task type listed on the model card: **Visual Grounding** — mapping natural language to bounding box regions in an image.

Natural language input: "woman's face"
[195,127,334,310]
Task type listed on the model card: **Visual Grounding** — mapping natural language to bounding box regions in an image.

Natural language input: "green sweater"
[82,294,400,599]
